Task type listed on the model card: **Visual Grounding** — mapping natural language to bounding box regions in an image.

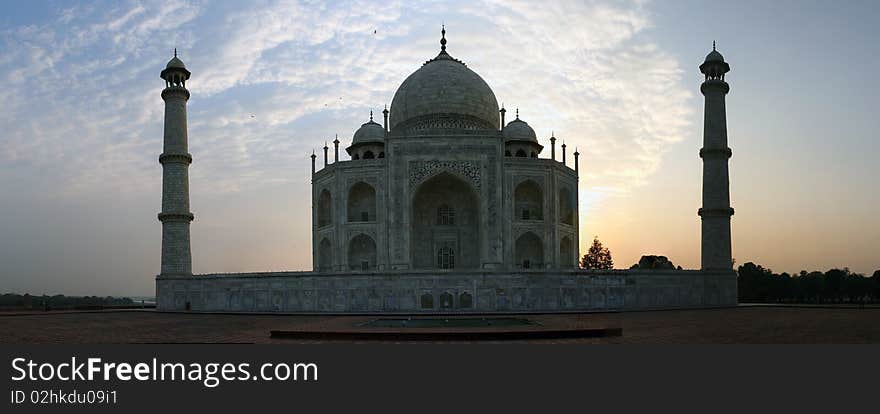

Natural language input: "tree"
[580,236,613,270]
[823,268,848,302]
[737,262,773,302]
[873,271,880,301]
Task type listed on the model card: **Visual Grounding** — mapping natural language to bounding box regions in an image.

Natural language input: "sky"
[0,0,877,297]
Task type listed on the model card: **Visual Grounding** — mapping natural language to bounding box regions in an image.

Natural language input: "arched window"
[318,238,333,272]
[436,204,455,226]
[363,150,375,159]
[515,149,527,157]
[530,152,537,158]
[420,293,434,309]
[515,180,543,221]
[459,292,473,308]
[505,150,512,157]
[411,172,480,270]
[348,234,377,271]
[378,152,385,158]
[317,190,332,227]
[347,182,376,222]
[559,187,574,225]
[560,236,574,268]
[437,245,455,269]
[515,232,544,270]
[439,292,454,309]
[352,153,360,160]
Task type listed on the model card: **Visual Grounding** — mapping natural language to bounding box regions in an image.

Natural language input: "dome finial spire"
[174,47,177,58]
[713,40,716,51]
[440,24,447,52]
[516,108,519,119]
[370,109,374,121]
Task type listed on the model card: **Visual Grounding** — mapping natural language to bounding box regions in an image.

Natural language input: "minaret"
[550,132,556,161]
[698,42,734,270]
[158,49,194,276]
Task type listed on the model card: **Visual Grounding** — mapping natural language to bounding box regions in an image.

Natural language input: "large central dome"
[389,29,500,131]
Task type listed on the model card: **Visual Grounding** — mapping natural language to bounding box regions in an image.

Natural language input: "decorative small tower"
[499,105,506,130]
[333,134,340,163]
[158,49,194,276]
[698,42,734,270]
[323,142,329,167]
[310,150,316,175]
[561,141,567,165]
[382,105,389,132]
[573,148,580,174]
[550,132,556,161]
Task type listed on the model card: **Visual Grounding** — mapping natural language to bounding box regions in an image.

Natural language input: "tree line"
[580,237,880,304]
[0,293,136,311]
[738,263,880,303]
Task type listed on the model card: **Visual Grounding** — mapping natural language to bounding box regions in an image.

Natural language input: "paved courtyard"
[1,306,878,343]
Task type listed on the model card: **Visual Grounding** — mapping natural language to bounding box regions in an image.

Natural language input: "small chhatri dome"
[704,41,725,63]
[161,48,191,81]
[166,48,187,69]
[388,26,500,131]
[503,117,538,143]
[352,114,386,144]
[700,41,730,79]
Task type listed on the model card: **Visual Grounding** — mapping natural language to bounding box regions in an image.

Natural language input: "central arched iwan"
[411,172,480,269]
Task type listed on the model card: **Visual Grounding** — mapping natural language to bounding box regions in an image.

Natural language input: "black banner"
[1,345,876,413]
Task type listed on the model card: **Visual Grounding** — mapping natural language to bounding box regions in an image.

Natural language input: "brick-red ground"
[1,307,878,343]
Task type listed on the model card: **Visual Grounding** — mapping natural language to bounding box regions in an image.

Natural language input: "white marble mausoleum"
[155,30,738,313]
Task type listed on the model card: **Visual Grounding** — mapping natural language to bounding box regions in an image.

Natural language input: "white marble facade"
[156,32,739,313]
[312,30,579,275]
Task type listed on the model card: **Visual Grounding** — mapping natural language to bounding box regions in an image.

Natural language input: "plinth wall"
[156,269,737,313]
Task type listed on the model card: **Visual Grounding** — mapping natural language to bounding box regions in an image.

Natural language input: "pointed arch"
[559,186,574,225]
[459,292,473,308]
[348,233,377,271]
[560,236,574,269]
[514,179,543,221]
[317,189,332,227]
[515,231,544,269]
[347,182,376,222]
[317,238,333,272]
[420,293,434,309]
[411,172,481,269]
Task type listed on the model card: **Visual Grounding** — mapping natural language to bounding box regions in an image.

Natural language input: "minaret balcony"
[159,153,193,164]
[700,79,729,94]
[161,86,190,100]
[699,147,732,159]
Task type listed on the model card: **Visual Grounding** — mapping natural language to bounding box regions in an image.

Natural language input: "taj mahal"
[156,28,737,313]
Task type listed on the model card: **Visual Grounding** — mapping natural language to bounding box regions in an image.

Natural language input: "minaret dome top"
[161,49,191,81]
